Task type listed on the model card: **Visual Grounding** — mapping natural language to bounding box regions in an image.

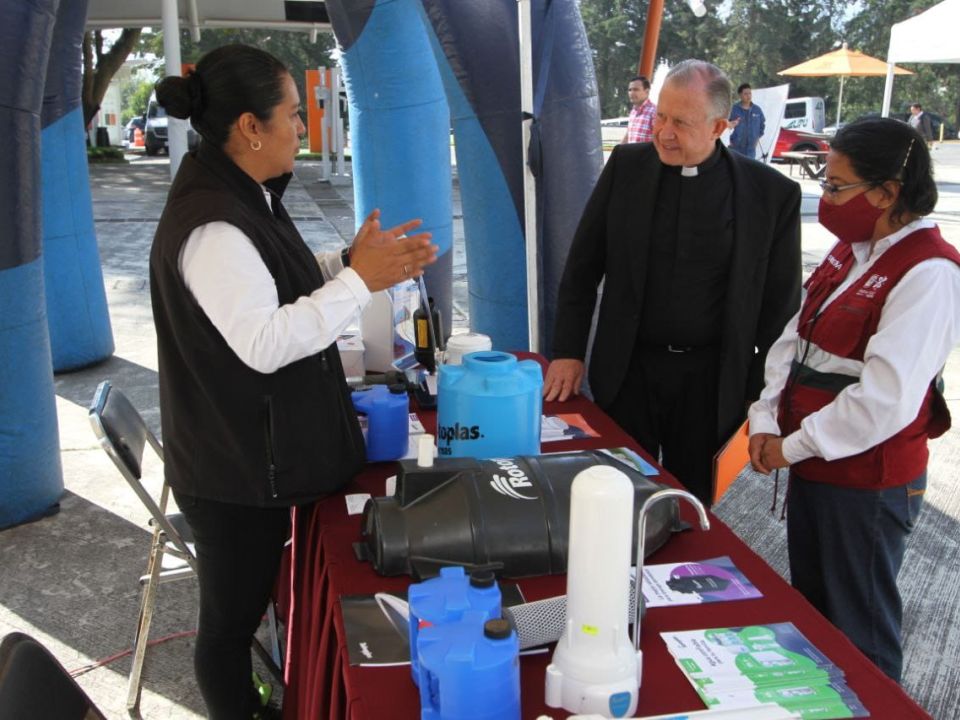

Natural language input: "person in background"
[622,75,656,144]
[545,60,801,507]
[150,45,436,719]
[909,103,934,146]
[728,82,766,159]
[748,117,960,683]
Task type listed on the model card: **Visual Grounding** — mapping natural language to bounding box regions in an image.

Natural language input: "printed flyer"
[641,555,762,608]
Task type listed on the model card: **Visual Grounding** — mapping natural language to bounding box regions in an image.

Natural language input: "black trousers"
[174,491,291,720]
[605,346,721,506]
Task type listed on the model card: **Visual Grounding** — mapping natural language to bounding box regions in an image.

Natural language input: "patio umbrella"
[779,42,912,124]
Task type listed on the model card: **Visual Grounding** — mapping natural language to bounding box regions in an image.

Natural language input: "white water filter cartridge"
[545,465,640,718]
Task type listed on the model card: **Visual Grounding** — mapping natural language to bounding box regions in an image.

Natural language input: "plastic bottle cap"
[469,569,496,589]
[483,618,512,640]
[417,434,435,467]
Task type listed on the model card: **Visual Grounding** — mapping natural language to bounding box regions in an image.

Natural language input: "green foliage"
[86,146,126,163]
[140,28,338,110]
[579,0,959,127]
[121,78,156,125]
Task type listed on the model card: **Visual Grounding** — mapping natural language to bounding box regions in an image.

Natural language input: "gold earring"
[250,140,262,151]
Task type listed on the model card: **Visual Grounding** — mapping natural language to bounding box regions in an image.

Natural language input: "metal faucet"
[633,488,711,652]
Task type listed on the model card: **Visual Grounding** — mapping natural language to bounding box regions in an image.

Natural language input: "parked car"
[600,117,629,146]
[772,127,831,161]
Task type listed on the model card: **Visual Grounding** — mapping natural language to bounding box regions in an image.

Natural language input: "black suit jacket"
[552,141,801,442]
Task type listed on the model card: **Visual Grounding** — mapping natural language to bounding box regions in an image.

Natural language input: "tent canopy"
[86,0,331,33]
[882,0,960,115]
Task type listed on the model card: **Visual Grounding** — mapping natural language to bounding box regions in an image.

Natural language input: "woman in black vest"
[747,118,960,682]
[150,45,436,719]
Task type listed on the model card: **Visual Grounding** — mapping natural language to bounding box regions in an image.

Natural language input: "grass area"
[87,146,127,163]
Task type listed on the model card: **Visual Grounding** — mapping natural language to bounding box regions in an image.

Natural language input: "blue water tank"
[436,352,542,458]
[407,566,501,685]
[351,384,409,462]
[416,613,520,720]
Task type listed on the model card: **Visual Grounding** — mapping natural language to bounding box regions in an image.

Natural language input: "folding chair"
[0,631,107,720]
[88,380,283,713]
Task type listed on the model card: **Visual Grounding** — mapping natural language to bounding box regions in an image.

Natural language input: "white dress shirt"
[749,218,960,464]
[179,187,371,374]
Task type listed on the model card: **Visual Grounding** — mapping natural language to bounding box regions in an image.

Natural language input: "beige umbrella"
[779,43,913,124]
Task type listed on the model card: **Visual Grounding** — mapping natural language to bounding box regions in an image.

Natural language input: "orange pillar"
[305,68,333,153]
[638,0,665,79]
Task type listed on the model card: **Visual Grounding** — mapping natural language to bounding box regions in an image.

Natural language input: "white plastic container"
[545,465,640,718]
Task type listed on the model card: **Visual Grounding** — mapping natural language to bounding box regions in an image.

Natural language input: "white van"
[781,97,826,133]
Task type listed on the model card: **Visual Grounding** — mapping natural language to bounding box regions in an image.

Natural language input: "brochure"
[641,556,762,608]
[661,623,868,719]
[599,446,660,476]
[541,413,601,443]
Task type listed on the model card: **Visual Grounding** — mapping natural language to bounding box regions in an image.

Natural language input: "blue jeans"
[786,472,926,683]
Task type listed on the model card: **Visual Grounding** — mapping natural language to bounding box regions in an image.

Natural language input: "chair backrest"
[89,380,162,481]
[0,632,106,720]
[89,381,194,563]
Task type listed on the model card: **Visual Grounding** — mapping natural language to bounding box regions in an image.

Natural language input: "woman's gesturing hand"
[349,210,438,292]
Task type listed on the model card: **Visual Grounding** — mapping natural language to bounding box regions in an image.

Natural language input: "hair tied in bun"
[186,71,204,121]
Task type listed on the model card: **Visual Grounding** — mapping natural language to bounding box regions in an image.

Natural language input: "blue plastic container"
[407,566,501,685]
[351,384,409,462]
[416,613,520,720]
[436,351,542,458]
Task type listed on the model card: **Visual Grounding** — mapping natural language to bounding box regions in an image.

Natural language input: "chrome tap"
[633,488,711,652]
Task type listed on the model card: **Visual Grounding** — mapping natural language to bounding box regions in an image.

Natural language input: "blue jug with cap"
[407,566,501,685]
[416,613,520,720]
[436,351,542,459]
[351,384,409,462]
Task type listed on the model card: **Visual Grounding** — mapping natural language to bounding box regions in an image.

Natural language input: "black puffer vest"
[149,143,365,506]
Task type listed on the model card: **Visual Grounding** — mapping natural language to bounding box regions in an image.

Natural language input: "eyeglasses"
[818,179,874,196]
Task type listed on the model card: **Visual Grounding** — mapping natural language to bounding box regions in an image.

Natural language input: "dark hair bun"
[155,75,195,120]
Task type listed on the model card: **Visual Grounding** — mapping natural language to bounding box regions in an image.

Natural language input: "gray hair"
[664,59,732,121]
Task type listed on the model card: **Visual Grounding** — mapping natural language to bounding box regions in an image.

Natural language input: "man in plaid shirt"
[622,76,656,144]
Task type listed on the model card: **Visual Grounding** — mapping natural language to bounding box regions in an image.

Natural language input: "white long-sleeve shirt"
[748,218,960,464]
[178,188,371,374]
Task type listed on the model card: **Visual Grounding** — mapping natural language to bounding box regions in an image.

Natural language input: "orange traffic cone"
[133,128,144,148]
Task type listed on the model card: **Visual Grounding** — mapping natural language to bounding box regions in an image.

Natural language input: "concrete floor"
[1,142,960,718]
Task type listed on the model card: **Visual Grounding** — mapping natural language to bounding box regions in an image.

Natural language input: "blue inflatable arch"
[1,0,601,527]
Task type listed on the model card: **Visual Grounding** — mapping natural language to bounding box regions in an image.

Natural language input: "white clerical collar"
[681,165,698,177]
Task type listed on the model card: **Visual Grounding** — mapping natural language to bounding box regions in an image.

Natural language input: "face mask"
[818,191,884,244]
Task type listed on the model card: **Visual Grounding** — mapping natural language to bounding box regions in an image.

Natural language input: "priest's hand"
[543,359,585,402]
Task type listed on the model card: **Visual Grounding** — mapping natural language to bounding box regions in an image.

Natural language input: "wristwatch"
[340,246,351,267]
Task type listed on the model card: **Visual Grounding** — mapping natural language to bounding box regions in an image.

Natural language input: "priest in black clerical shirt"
[544,59,801,506]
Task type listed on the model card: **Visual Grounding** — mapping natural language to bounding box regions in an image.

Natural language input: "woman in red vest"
[747,117,960,682]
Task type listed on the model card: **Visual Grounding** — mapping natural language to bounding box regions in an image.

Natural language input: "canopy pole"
[161,0,187,178]
[836,75,845,125]
[639,0,665,78]
[517,0,539,352]
[881,62,895,117]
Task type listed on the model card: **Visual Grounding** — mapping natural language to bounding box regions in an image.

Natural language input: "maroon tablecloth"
[282,393,930,719]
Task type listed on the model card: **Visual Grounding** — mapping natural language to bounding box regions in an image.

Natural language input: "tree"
[82,29,143,126]
[122,78,155,125]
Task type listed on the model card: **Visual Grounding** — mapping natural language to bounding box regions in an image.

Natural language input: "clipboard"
[712,418,750,504]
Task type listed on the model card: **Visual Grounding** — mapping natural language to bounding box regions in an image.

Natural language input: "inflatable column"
[326,0,453,338]
[0,0,64,528]
[420,0,603,352]
[41,0,114,371]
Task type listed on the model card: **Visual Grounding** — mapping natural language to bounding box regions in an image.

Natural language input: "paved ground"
[1,142,959,719]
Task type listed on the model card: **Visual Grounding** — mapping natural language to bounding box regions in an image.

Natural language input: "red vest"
[779,226,959,488]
